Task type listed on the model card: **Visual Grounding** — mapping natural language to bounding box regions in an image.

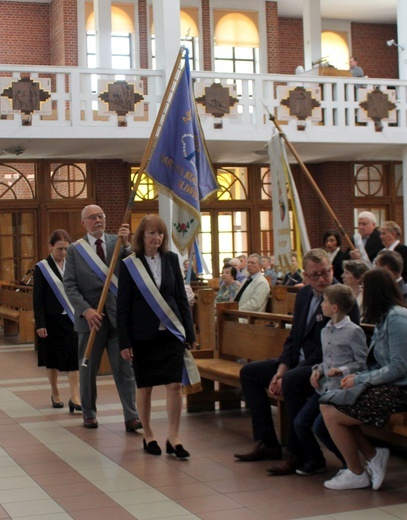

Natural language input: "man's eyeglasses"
[83,213,106,221]
[305,268,331,281]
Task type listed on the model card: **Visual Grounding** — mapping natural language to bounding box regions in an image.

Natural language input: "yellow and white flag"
[268,135,310,272]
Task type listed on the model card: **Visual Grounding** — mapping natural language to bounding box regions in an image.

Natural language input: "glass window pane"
[88,55,97,68]
[87,33,96,54]
[200,213,212,278]
[217,167,248,200]
[235,61,254,74]
[214,60,234,73]
[234,47,253,59]
[112,56,131,69]
[112,36,130,54]
[214,46,233,59]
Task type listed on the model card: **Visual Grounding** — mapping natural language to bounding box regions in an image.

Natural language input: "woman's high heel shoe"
[68,399,82,413]
[143,439,162,455]
[51,396,64,409]
[166,440,190,459]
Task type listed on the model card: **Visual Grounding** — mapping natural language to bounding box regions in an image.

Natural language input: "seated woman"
[321,269,407,491]
[341,260,370,315]
[215,264,241,303]
[183,259,198,282]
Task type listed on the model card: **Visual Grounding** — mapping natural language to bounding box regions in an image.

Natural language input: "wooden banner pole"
[268,114,355,251]
[81,48,185,366]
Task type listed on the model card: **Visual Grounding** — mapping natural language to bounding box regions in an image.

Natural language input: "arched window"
[213,11,259,74]
[150,7,200,70]
[85,3,135,69]
[321,31,349,70]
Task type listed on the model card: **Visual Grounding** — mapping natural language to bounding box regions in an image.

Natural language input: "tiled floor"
[0,334,406,520]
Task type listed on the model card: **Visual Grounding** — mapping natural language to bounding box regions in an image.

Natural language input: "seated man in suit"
[379,220,407,282]
[262,255,278,286]
[234,254,270,312]
[375,250,407,299]
[234,249,359,475]
[349,211,382,267]
[64,205,141,431]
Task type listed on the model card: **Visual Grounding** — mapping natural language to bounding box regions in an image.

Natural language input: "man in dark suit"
[375,250,407,299]
[234,249,359,474]
[64,205,141,431]
[379,221,407,282]
[349,211,382,266]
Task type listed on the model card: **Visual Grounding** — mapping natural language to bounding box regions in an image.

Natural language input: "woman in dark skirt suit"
[33,229,81,412]
[118,215,196,458]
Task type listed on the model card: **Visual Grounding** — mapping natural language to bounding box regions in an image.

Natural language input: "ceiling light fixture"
[3,146,24,156]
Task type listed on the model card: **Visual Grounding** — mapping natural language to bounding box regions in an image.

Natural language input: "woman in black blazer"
[33,229,81,412]
[118,215,196,458]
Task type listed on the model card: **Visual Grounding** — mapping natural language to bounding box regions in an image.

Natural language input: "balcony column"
[303,0,322,71]
[94,0,112,67]
[397,0,407,80]
[153,0,181,250]
[153,0,181,83]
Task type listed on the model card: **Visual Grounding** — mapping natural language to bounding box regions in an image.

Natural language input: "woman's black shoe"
[166,440,190,459]
[143,439,162,455]
[51,396,64,409]
[68,399,82,413]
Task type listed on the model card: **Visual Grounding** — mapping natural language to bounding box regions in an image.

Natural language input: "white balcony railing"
[0,64,406,147]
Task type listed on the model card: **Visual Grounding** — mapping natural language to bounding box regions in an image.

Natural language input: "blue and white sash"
[123,254,201,394]
[74,239,118,297]
[37,260,75,323]
[124,255,186,342]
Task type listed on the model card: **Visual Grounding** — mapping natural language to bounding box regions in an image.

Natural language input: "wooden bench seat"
[0,283,35,343]
[189,299,407,448]
[0,306,20,321]
[188,302,292,442]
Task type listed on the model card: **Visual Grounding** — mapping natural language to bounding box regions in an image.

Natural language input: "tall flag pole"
[145,48,219,254]
[268,113,355,253]
[268,136,302,273]
[81,47,188,366]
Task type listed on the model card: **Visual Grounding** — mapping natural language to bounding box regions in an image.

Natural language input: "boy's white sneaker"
[367,447,390,490]
[324,468,371,490]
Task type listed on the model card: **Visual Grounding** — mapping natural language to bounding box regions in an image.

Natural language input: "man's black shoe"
[295,460,327,476]
[234,442,282,462]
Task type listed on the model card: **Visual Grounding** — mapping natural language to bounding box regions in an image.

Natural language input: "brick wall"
[351,23,398,79]
[138,0,149,69]
[94,160,131,233]
[202,0,212,71]
[50,0,78,66]
[293,162,354,248]
[265,1,279,73]
[0,2,51,65]
[278,18,304,74]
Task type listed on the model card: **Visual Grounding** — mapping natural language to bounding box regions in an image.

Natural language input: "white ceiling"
[277,0,397,24]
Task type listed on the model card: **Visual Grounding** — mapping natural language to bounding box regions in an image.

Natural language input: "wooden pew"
[0,283,35,343]
[270,285,299,314]
[188,302,292,443]
[188,301,407,448]
[193,288,216,350]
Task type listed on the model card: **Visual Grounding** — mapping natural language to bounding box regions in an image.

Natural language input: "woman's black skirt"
[132,330,184,388]
[37,314,78,372]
